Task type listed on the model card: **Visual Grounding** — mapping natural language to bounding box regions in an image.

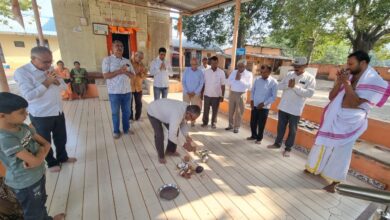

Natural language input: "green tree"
[182,0,273,48]
[270,0,390,61]
[0,0,31,25]
[270,0,342,62]
[338,0,390,52]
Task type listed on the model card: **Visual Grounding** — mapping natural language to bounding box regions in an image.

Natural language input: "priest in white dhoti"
[305,51,390,193]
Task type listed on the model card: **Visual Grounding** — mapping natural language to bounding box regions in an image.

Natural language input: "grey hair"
[112,40,123,45]
[135,51,144,57]
[190,57,198,63]
[186,105,201,115]
[31,46,52,58]
[237,59,247,66]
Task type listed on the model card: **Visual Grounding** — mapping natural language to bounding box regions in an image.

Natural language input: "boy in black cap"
[0,92,65,220]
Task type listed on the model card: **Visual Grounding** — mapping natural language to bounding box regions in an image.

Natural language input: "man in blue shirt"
[182,58,204,126]
[247,65,278,144]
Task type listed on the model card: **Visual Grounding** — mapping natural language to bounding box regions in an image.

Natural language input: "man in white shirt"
[147,99,200,164]
[149,47,173,100]
[226,59,253,133]
[267,57,316,157]
[198,57,210,72]
[201,56,226,129]
[14,46,77,172]
[102,40,135,139]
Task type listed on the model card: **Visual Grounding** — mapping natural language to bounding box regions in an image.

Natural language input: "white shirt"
[227,69,253,92]
[149,57,173,88]
[203,68,226,97]
[14,63,67,117]
[102,55,135,94]
[147,99,189,144]
[198,64,211,72]
[278,71,316,116]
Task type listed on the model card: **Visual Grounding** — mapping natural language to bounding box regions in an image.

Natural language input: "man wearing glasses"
[267,57,316,157]
[247,65,278,144]
[14,46,77,172]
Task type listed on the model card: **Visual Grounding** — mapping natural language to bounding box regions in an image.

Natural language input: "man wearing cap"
[267,57,316,157]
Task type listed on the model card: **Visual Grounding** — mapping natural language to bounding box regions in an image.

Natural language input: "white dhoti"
[306,66,390,183]
[306,142,354,182]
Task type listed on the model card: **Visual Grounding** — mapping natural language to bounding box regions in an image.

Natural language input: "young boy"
[0,92,65,220]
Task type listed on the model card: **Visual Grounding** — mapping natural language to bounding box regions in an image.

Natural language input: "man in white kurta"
[305,51,390,193]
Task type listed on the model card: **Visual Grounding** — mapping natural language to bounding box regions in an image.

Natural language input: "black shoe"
[233,129,239,133]
[225,126,233,130]
[246,137,256,140]
[267,144,281,149]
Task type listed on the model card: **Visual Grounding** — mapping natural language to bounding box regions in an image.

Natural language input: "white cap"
[292,57,307,66]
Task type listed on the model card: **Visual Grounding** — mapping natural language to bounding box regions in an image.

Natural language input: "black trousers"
[250,108,269,141]
[274,110,300,152]
[202,95,220,125]
[130,91,142,120]
[29,113,69,167]
[148,114,177,159]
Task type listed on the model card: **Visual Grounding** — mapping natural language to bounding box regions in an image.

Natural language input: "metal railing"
[336,184,390,220]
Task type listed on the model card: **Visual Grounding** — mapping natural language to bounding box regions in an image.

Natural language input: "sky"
[0,0,56,35]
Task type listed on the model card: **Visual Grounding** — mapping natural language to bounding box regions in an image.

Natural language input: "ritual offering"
[195,165,204,173]
[158,184,180,200]
[196,149,210,163]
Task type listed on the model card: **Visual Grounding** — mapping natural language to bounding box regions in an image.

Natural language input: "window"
[14,41,25,48]
[36,39,50,48]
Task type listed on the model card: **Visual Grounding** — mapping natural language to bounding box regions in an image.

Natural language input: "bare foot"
[158,158,167,164]
[64,157,77,163]
[323,182,339,193]
[49,166,61,172]
[53,213,65,220]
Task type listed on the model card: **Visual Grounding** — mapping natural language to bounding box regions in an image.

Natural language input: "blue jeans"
[109,93,131,134]
[153,87,168,100]
[274,110,300,151]
[12,176,52,220]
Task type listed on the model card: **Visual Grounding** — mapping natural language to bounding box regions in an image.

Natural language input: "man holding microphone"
[102,40,135,139]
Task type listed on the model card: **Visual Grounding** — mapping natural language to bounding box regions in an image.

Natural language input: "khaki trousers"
[228,91,246,129]
[183,94,202,108]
